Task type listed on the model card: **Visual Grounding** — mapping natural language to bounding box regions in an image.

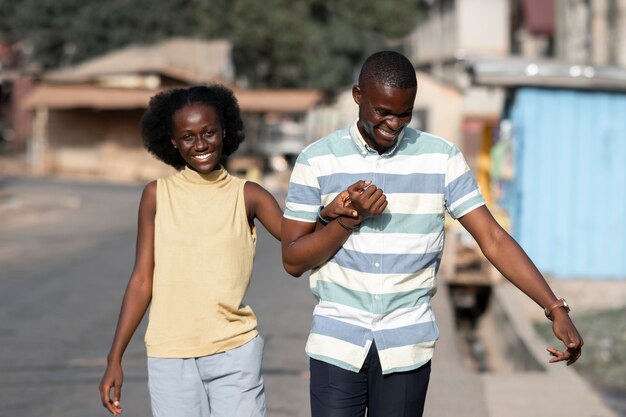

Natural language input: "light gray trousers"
[147,336,266,417]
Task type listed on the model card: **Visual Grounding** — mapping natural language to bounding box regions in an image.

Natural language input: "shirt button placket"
[371,156,385,318]
[377,157,385,311]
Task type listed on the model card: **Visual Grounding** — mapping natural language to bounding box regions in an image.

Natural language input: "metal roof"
[23,85,154,110]
[44,38,234,85]
[468,57,626,92]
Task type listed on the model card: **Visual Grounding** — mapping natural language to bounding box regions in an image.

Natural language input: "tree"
[0,0,195,69]
[0,0,421,93]
[192,0,421,92]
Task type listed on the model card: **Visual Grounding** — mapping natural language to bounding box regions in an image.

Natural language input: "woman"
[99,85,353,416]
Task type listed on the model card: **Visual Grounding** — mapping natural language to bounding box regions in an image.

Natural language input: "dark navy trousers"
[310,342,431,417]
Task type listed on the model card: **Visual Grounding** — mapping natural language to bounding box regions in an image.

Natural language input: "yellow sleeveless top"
[145,166,258,358]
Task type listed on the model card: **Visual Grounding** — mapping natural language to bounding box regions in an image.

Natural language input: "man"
[281,51,582,417]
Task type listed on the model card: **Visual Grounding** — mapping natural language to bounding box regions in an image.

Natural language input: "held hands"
[546,308,584,366]
[346,180,387,220]
[99,363,124,415]
[321,180,388,227]
[321,189,357,220]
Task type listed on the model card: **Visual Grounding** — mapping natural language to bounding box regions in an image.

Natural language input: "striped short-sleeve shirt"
[284,123,485,374]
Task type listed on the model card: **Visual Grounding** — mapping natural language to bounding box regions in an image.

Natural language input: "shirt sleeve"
[283,151,321,223]
[444,145,485,219]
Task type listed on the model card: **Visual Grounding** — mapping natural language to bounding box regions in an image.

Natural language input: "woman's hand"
[321,183,363,222]
[99,362,124,414]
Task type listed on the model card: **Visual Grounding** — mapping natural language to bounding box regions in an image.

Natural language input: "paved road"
[0,177,313,417]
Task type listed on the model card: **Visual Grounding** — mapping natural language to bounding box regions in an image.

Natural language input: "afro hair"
[140,85,245,169]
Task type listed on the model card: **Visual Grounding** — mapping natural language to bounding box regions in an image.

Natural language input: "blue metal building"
[471,59,626,279]
[509,88,626,279]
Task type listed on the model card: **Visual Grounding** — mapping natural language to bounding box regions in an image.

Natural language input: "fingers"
[368,195,388,215]
[332,205,358,218]
[565,335,583,366]
[364,188,387,216]
[347,180,371,193]
[567,348,582,366]
[324,181,385,225]
[325,191,357,219]
[550,317,584,366]
[348,184,387,216]
[563,327,584,349]
[338,191,352,208]
[546,345,582,366]
[113,381,122,413]
[356,183,379,198]
[99,379,123,415]
[546,346,568,363]
[99,381,111,410]
[347,182,378,202]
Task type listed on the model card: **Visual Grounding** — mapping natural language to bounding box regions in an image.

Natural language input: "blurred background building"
[0,38,34,150]
[1,0,625,279]
[403,0,626,280]
[17,38,321,181]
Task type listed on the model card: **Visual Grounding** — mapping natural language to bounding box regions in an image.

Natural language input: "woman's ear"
[171,138,177,149]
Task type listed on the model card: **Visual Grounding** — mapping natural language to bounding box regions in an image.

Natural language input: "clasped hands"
[321,180,388,228]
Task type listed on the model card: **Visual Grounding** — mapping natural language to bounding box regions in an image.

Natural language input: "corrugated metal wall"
[509,87,626,279]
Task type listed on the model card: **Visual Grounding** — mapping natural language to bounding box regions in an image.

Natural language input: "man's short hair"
[358,51,417,90]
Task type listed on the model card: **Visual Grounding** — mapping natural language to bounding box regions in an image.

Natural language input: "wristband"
[544,298,570,321]
[318,206,331,225]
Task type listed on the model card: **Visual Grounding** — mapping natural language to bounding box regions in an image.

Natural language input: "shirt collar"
[349,120,405,157]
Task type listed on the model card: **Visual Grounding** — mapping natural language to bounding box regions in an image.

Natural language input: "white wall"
[408,0,510,65]
[457,0,510,56]
[414,71,464,144]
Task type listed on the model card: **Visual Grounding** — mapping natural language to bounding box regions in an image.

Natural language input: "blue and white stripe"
[285,123,484,374]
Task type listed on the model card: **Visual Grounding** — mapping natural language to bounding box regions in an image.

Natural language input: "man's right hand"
[347,180,387,220]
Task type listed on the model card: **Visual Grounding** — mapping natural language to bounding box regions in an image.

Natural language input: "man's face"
[353,82,416,154]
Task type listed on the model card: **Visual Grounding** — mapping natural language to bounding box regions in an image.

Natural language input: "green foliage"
[331,0,422,39]
[0,0,195,69]
[0,0,421,92]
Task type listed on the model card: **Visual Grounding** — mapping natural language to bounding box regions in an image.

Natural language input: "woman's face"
[171,103,224,173]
